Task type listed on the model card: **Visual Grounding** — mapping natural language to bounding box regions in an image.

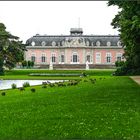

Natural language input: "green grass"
[0,76,140,139]
[5,69,115,76]
[0,69,115,80]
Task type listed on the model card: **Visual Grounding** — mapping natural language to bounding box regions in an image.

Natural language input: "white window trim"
[40,53,47,64]
[31,53,36,62]
[95,52,101,64]
[116,53,122,61]
[59,53,65,64]
[31,53,36,57]
[51,53,56,64]
[86,52,93,64]
[106,53,112,64]
[71,52,79,64]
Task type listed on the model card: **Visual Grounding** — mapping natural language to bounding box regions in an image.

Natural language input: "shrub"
[27,61,34,68]
[23,82,30,88]
[11,83,17,89]
[1,92,6,96]
[31,88,36,92]
[114,61,128,75]
[114,65,128,76]
[115,61,125,67]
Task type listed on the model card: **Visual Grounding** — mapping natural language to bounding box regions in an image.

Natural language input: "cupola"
[70,28,83,35]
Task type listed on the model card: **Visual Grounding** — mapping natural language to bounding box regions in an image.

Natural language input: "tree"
[0,23,25,74]
[108,1,140,75]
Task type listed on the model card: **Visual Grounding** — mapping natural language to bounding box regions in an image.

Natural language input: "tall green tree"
[108,1,140,75]
[0,23,25,75]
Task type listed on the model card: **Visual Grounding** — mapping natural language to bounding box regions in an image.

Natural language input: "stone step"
[35,64,115,69]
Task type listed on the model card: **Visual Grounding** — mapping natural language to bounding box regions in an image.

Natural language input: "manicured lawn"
[0,69,115,80]
[0,75,140,139]
[5,69,115,76]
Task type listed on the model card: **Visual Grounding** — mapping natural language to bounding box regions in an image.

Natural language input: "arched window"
[107,41,111,47]
[31,41,35,46]
[52,41,56,46]
[117,41,121,47]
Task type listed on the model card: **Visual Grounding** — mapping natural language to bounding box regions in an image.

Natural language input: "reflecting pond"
[0,80,64,90]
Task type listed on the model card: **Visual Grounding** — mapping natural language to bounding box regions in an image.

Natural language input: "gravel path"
[130,76,140,85]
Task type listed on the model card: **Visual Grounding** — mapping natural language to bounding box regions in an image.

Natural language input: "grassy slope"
[0,76,140,139]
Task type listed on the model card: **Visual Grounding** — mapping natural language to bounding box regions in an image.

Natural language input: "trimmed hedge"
[29,73,83,77]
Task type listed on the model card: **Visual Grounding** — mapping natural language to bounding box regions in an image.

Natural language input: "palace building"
[25,28,124,69]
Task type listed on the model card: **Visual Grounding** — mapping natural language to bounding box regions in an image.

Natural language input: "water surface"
[0,80,64,90]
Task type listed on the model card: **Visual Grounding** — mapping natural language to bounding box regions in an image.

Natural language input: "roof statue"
[49,61,53,70]
[86,61,89,70]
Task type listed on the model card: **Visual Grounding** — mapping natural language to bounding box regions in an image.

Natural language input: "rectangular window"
[41,56,46,62]
[106,53,111,63]
[73,55,78,62]
[31,56,35,62]
[61,55,64,63]
[51,54,56,63]
[96,53,101,64]
[106,57,111,63]
[86,55,90,62]
[117,56,121,62]
[116,53,122,62]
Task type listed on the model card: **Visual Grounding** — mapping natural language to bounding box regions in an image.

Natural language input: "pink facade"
[25,28,124,68]
[25,48,124,65]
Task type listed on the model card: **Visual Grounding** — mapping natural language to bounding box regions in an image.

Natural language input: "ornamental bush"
[11,83,17,89]
[23,82,30,88]
[115,61,125,67]
[31,88,36,93]
[1,92,6,96]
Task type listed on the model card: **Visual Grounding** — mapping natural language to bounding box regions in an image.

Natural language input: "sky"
[0,1,119,43]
